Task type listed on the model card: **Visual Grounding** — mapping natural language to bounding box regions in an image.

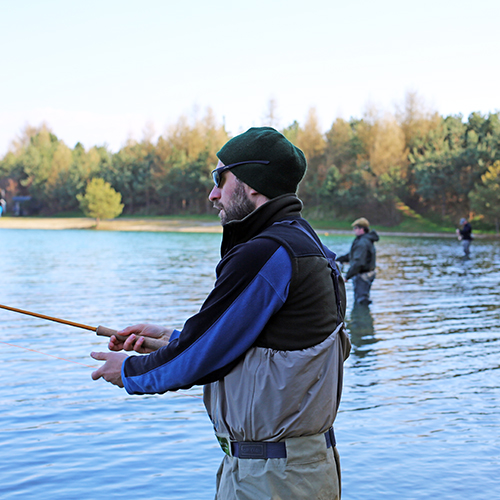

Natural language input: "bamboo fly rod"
[0,304,165,351]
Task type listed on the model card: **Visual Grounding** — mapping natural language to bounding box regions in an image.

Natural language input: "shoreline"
[0,217,224,233]
[0,216,495,239]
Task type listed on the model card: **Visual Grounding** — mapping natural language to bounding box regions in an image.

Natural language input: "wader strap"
[218,428,336,459]
[274,220,344,326]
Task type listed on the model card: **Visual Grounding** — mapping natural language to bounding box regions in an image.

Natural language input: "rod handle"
[96,325,167,352]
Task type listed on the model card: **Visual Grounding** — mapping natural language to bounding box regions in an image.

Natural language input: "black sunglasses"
[211,160,270,187]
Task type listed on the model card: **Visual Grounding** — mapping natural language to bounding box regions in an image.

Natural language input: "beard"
[215,180,257,225]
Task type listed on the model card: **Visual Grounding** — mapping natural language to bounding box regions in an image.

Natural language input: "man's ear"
[244,184,270,207]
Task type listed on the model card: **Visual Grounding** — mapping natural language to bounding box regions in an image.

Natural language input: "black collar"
[220,194,303,257]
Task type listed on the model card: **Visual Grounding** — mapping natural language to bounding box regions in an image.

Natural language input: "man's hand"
[91,351,128,387]
[109,324,173,353]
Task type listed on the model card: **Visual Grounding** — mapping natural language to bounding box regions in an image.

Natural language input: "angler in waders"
[91,127,351,500]
[336,217,379,306]
[456,217,473,257]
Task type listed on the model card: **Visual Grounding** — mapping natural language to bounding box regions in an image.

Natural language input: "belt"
[217,427,336,460]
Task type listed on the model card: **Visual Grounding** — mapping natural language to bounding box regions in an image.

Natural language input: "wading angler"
[91,127,351,499]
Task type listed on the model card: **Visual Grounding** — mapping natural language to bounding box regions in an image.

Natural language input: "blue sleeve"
[169,329,181,341]
[122,240,292,394]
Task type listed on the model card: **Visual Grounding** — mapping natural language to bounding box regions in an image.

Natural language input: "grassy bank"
[310,215,455,234]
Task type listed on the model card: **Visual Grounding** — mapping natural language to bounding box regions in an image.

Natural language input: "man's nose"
[209,186,220,201]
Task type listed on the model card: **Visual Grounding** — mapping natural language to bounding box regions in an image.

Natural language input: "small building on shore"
[11,196,32,216]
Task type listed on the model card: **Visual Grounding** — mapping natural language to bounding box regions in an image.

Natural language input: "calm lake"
[0,228,499,499]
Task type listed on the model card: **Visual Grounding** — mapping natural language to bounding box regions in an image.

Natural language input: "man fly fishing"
[91,127,351,499]
[336,217,379,306]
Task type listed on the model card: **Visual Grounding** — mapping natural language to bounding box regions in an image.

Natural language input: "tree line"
[1,94,499,230]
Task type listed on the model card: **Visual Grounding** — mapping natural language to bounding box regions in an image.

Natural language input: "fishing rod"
[0,304,166,351]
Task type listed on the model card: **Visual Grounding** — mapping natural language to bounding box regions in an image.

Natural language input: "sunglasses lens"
[212,171,220,187]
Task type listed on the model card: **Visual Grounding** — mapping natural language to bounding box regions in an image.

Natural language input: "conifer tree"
[469,160,500,233]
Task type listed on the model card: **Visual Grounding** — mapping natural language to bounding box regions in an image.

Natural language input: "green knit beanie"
[216,127,307,199]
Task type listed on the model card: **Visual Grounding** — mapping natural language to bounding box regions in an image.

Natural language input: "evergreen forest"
[1,93,499,231]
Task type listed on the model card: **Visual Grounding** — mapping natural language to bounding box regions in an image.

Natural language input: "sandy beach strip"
[0,217,223,233]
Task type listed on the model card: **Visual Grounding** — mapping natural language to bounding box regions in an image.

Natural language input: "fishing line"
[0,303,167,351]
[0,304,203,400]
[0,340,95,368]
[1,340,203,400]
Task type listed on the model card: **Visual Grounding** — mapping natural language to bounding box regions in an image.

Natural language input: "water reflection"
[326,234,500,499]
[347,302,376,358]
[1,230,499,500]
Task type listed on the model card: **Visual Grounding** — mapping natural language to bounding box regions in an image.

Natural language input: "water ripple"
[0,230,499,499]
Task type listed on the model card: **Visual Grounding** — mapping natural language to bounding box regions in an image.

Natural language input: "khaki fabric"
[214,434,341,500]
[205,323,349,442]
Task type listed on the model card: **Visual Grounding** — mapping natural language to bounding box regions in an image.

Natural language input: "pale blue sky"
[1,0,499,155]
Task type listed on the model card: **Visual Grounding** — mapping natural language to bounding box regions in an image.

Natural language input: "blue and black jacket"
[122,194,346,395]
